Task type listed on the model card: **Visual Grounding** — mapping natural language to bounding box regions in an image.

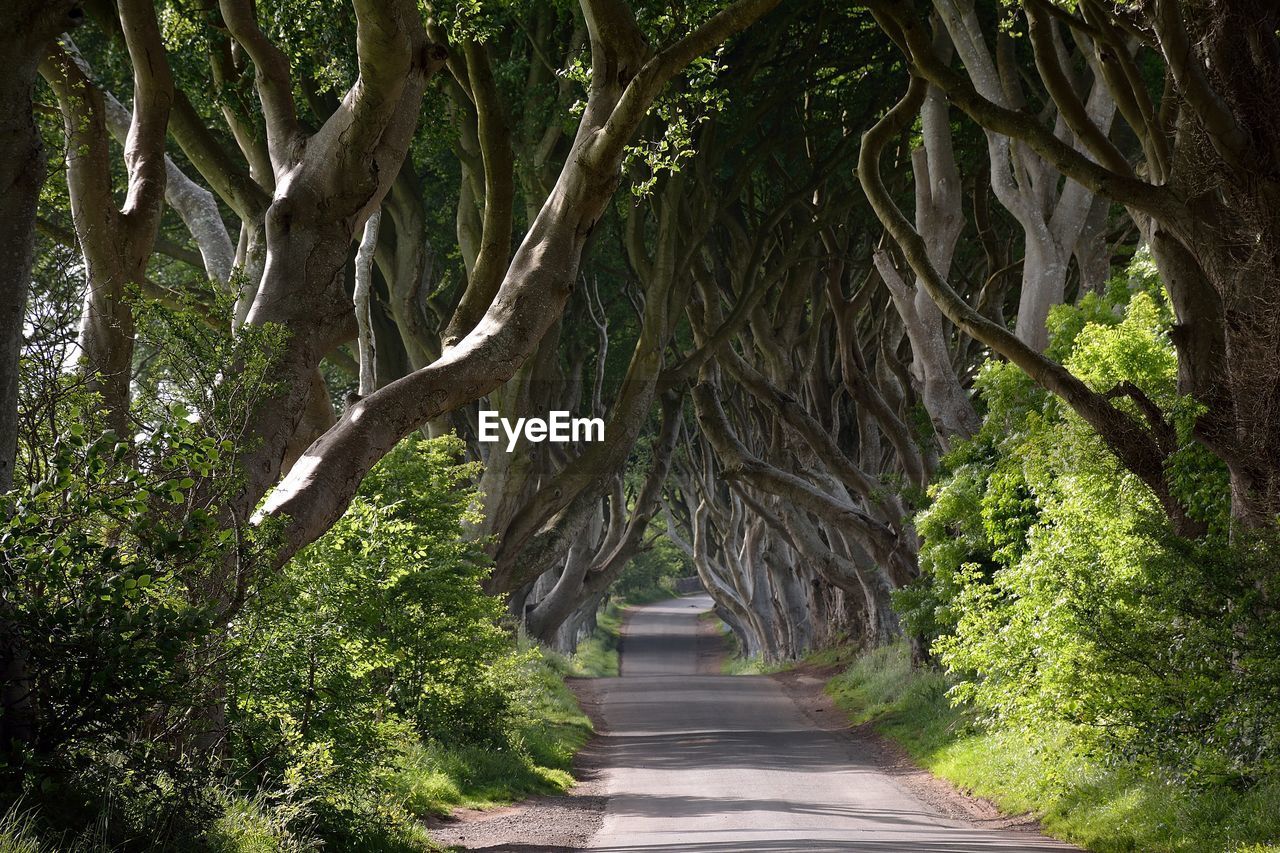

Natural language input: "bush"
[228,435,542,837]
[4,252,592,849]
[0,412,243,839]
[828,643,1280,853]
[901,254,1280,782]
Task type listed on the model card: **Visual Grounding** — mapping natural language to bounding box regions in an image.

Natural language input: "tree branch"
[442,41,516,348]
[857,70,1200,536]
[1149,0,1251,165]
[1025,1,1132,177]
[217,0,300,173]
[871,0,1180,221]
[116,0,173,246]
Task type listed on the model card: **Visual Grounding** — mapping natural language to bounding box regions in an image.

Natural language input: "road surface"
[586,595,1076,852]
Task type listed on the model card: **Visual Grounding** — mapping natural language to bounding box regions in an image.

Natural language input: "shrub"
[0,413,242,838]
[903,254,1280,782]
[228,436,539,835]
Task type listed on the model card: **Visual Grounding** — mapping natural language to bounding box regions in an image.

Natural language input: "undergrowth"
[713,612,811,675]
[2,650,592,853]
[383,650,591,822]
[828,643,1280,853]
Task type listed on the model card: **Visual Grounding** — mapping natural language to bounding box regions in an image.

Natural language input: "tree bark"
[102,92,234,286]
[257,0,782,570]
[40,4,173,438]
[354,211,381,396]
[869,0,1280,529]
[858,68,1201,537]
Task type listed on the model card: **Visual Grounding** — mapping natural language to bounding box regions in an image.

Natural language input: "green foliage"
[228,435,542,837]
[1,281,293,846]
[559,602,623,677]
[202,790,321,853]
[202,641,593,852]
[0,804,56,853]
[6,281,594,849]
[623,62,727,197]
[2,426,597,850]
[0,411,248,839]
[895,359,1044,641]
[387,648,591,819]
[899,254,1278,789]
[827,643,1280,853]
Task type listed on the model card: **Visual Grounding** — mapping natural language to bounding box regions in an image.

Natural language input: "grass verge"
[560,601,624,678]
[828,643,1280,853]
[721,654,787,675]
[711,613,784,675]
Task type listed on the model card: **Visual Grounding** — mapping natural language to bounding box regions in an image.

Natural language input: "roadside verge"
[798,642,1280,853]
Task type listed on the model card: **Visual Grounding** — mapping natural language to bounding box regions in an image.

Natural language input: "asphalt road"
[585,595,1077,853]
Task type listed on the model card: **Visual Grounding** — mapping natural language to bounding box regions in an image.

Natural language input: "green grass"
[699,611,777,675]
[725,640,861,675]
[721,654,787,675]
[0,805,54,853]
[801,644,859,669]
[205,792,322,853]
[827,643,1280,853]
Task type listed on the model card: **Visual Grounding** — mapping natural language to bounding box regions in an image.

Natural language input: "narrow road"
[586,595,1076,852]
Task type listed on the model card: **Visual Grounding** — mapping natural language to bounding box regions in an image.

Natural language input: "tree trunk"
[0,0,86,763]
[254,0,783,573]
[0,55,45,492]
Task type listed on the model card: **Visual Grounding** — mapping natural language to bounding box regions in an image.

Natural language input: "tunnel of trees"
[2,0,1279,848]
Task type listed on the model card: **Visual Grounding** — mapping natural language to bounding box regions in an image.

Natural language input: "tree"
[864,0,1280,530]
[39,1,174,436]
[0,0,83,492]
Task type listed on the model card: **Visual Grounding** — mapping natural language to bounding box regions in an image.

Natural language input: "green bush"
[900,254,1280,783]
[228,435,542,836]
[2,410,591,848]
[828,643,1280,853]
[0,412,243,839]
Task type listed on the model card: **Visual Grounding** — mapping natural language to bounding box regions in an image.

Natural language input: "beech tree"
[39,4,174,437]
[0,0,84,492]
[247,0,784,572]
[7,3,1280,845]
[863,0,1280,530]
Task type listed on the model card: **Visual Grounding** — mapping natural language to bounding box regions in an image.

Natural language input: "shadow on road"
[495,841,1072,853]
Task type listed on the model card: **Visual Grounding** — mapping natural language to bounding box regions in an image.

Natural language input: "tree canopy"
[2,0,1279,848]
